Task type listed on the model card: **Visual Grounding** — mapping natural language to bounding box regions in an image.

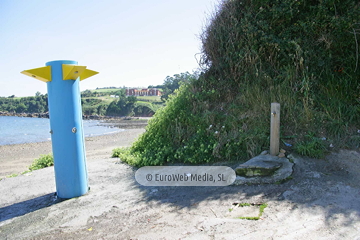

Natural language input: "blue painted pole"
[44,60,86,198]
[45,60,88,199]
[21,60,98,199]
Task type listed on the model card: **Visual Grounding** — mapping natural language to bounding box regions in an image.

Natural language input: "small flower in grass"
[215,131,219,134]
[209,125,213,129]
[357,130,360,134]
[222,126,225,129]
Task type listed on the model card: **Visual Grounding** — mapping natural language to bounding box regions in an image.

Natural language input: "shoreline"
[0,128,146,179]
[0,111,152,120]
[0,116,149,146]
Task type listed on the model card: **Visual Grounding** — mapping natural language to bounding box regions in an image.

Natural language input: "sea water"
[0,116,123,145]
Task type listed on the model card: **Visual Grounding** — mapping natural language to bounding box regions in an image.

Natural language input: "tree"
[35,91,41,97]
[15,103,27,113]
[81,90,95,98]
[114,89,126,98]
[105,95,138,116]
[148,84,163,89]
[160,72,197,101]
[106,100,121,116]
[97,104,107,115]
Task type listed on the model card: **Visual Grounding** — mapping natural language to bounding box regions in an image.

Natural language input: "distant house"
[126,88,162,96]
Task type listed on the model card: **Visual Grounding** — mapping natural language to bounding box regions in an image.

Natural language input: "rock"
[278,153,286,158]
[235,160,282,177]
[260,150,268,155]
[232,155,294,185]
[280,149,286,153]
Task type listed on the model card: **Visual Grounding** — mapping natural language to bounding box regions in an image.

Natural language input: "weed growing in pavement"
[229,203,268,220]
[238,203,268,220]
[7,173,19,178]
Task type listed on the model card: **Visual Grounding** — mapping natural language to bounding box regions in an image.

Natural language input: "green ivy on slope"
[115,0,360,165]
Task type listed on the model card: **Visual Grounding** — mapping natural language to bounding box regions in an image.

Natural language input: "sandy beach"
[0,128,145,179]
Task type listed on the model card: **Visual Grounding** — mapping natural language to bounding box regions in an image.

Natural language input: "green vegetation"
[81,88,161,117]
[237,203,251,207]
[0,86,165,117]
[114,0,359,166]
[159,72,198,101]
[7,173,19,178]
[238,203,268,220]
[2,154,54,179]
[112,147,141,166]
[294,133,327,158]
[137,96,162,102]
[2,73,199,117]
[275,176,294,185]
[93,87,121,93]
[0,94,48,113]
[229,203,268,220]
[29,154,54,171]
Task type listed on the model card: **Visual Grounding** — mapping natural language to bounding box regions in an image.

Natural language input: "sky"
[0,0,218,97]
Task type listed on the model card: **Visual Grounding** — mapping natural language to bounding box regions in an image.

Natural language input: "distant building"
[126,88,162,96]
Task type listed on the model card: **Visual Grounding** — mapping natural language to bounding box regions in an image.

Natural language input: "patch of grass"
[3,170,32,180]
[112,148,142,166]
[238,203,251,207]
[294,133,327,158]
[137,96,162,102]
[21,170,32,175]
[112,148,123,158]
[29,154,54,171]
[93,88,121,93]
[7,173,19,178]
[237,203,268,220]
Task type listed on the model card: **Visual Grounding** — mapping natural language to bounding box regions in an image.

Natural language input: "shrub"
[29,154,54,171]
[112,148,142,166]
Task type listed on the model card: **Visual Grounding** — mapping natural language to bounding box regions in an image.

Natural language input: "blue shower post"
[21,60,98,198]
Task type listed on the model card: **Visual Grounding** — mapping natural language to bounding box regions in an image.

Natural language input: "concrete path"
[1,150,360,239]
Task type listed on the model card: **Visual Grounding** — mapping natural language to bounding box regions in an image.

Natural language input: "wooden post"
[270,103,280,156]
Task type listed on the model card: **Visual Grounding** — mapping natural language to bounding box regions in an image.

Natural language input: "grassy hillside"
[0,88,164,117]
[81,90,163,116]
[114,0,360,166]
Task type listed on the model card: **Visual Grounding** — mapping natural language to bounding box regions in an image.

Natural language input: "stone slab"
[232,154,294,185]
